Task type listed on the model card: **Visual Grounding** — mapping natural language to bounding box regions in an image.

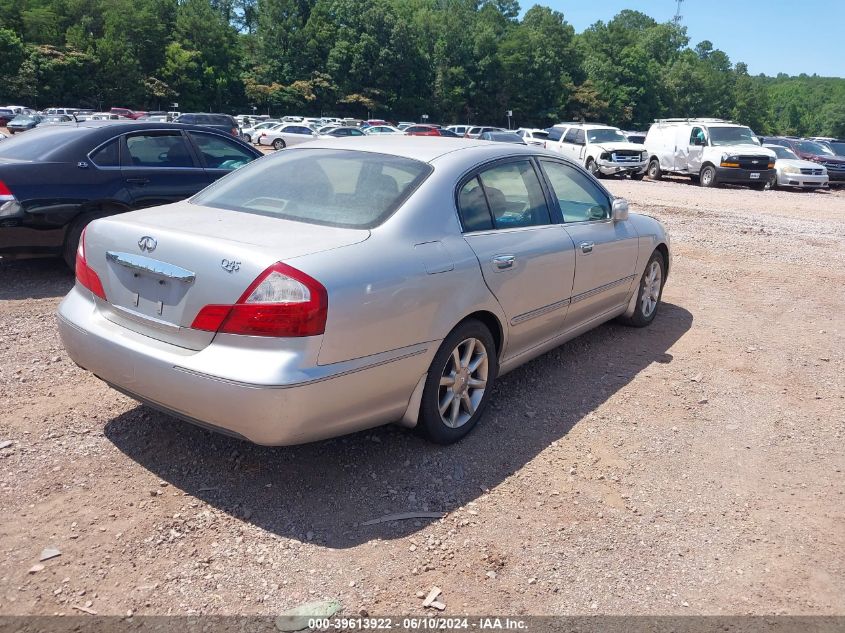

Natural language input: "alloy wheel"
[641,260,662,317]
[437,337,489,429]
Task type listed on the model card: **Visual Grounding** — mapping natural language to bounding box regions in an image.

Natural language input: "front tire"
[418,320,498,444]
[243,133,252,144]
[586,158,601,178]
[647,159,662,180]
[764,173,777,190]
[700,165,717,187]
[272,138,285,150]
[630,172,645,181]
[618,251,665,328]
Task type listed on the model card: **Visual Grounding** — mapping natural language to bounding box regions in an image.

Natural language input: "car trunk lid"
[84,201,369,350]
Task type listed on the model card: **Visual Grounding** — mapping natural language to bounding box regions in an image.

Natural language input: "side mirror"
[612,198,629,222]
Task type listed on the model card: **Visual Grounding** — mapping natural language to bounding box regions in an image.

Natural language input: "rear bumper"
[57,286,433,445]
[715,167,775,185]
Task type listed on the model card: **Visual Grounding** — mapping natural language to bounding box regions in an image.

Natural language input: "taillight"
[0,180,13,199]
[75,227,106,300]
[191,262,328,337]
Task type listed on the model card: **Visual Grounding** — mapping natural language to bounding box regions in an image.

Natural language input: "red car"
[109,107,147,120]
[404,125,459,137]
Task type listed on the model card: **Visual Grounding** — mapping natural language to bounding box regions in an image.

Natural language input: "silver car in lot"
[58,138,670,446]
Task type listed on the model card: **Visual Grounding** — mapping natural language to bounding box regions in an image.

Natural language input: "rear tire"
[647,159,662,180]
[272,139,285,150]
[618,251,665,328]
[700,165,718,187]
[62,216,92,270]
[418,319,498,445]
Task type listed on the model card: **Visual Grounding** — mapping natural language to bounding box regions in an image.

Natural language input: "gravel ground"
[0,177,843,617]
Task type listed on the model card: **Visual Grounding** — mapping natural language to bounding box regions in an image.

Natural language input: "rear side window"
[458,177,493,232]
[125,133,195,168]
[191,148,432,229]
[90,138,120,167]
[540,160,610,222]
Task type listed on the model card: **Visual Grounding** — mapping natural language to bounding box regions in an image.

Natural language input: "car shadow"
[0,258,74,300]
[104,302,693,549]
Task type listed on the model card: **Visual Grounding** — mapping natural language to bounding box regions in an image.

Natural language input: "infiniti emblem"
[138,236,157,253]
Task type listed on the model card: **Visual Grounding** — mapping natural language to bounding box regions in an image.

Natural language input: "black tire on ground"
[62,215,93,270]
[617,250,666,328]
[417,319,498,445]
[630,172,645,181]
[586,158,601,178]
[764,173,777,190]
[690,174,700,184]
[647,159,662,180]
[750,182,767,191]
[699,164,718,187]
[272,138,285,150]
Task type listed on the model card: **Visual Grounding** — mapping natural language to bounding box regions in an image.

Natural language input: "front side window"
[540,160,611,223]
[192,148,431,229]
[188,132,254,169]
[125,133,195,168]
[476,161,551,229]
[690,127,705,145]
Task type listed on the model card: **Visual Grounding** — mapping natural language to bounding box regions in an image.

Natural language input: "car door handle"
[492,255,516,269]
[580,241,594,254]
[125,177,150,185]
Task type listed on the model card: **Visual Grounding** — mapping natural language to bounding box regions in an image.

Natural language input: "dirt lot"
[1,178,843,618]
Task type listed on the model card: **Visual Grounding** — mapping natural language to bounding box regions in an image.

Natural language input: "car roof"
[298,136,541,163]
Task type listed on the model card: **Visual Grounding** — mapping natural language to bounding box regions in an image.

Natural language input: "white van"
[544,123,648,179]
[645,118,776,188]
[45,107,78,116]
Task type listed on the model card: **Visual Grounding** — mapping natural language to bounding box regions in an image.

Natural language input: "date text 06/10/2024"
[306,617,528,630]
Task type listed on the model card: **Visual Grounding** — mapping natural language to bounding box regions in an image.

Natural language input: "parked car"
[760,136,845,186]
[318,127,366,139]
[109,108,147,120]
[0,108,16,126]
[41,114,75,126]
[6,114,43,134]
[45,107,79,116]
[623,131,647,144]
[241,120,280,144]
[364,125,404,135]
[446,125,470,136]
[404,125,452,137]
[514,128,549,147]
[464,126,503,139]
[397,122,415,130]
[258,124,317,149]
[173,113,239,137]
[57,137,670,446]
[645,118,775,188]
[89,112,130,121]
[545,123,647,180]
[479,131,526,144]
[762,144,828,191]
[0,122,261,267]
[812,138,845,157]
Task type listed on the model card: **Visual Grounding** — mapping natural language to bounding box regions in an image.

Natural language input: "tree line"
[1,0,844,137]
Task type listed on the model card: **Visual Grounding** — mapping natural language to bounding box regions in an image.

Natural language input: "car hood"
[775,158,827,170]
[593,141,646,153]
[719,144,777,159]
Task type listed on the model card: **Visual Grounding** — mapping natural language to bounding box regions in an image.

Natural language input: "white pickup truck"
[544,123,648,179]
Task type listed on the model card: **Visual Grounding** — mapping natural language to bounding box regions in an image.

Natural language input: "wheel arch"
[458,310,504,359]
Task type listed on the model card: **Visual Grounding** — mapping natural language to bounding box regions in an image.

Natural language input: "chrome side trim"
[172,347,429,389]
[511,298,571,326]
[571,275,635,304]
[106,251,196,284]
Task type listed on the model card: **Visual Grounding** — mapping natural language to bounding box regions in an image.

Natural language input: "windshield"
[10,115,36,123]
[769,146,797,160]
[587,128,628,143]
[795,140,834,156]
[708,126,759,146]
[192,148,432,229]
[828,141,845,156]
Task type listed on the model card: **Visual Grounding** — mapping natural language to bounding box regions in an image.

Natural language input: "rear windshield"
[191,148,432,229]
[0,127,82,161]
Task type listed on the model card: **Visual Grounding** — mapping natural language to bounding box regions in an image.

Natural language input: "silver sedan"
[58,138,670,446]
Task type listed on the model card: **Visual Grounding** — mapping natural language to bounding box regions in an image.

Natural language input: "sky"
[539,0,845,78]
